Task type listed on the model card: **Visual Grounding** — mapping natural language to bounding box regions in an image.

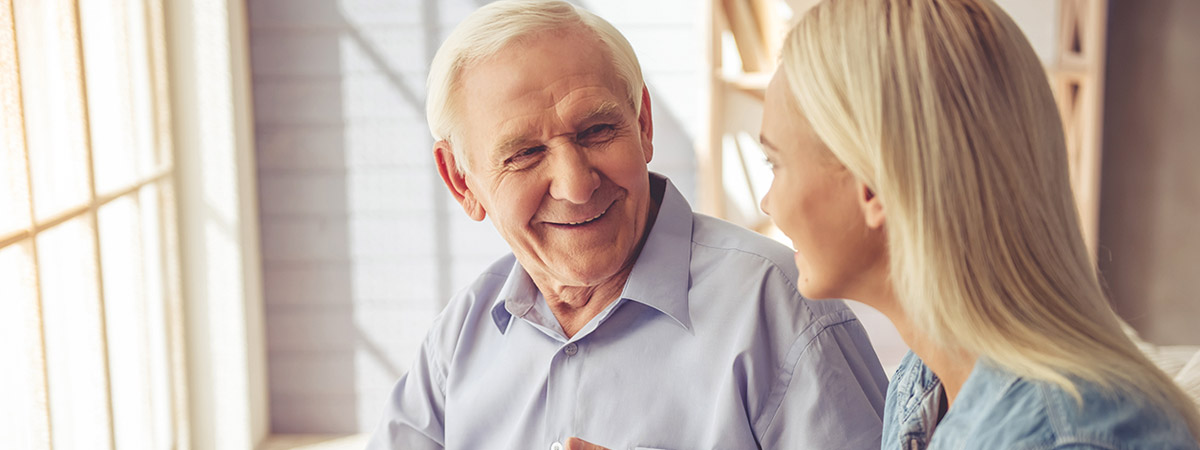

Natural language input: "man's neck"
[541,268,633,338]
[533,175,665,339]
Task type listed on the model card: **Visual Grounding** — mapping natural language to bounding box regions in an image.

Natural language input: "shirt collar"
[618,173,693,330]
[489,259,550,334]
[490,172,694,333]
[890,352,946,444]
[890,354,1019,446]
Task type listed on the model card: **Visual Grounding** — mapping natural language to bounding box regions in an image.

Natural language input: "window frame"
[1,0,188,447]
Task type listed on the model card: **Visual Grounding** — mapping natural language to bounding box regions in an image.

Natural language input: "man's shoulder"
[689,212,799,282]
[423,253,516,346]
[477,252,518,282]
[441,253,515,314]
[685,213,856,333]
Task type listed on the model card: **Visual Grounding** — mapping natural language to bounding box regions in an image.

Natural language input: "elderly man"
[367,1,888,449]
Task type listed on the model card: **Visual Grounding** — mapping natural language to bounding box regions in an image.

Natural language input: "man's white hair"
[426,0,645,172]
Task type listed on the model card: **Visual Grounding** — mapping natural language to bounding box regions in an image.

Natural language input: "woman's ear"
[434,141,487,221]
[859,182,885,229]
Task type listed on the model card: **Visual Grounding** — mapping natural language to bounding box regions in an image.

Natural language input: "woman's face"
[759,72,887,301]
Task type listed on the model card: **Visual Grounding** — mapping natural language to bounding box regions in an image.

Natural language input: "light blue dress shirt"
[368,174,889,450]
[883,351,1200,449]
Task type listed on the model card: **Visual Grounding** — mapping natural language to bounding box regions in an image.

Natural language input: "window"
[0,0,188,448]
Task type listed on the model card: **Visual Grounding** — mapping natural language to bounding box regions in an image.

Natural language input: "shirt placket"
[544,338,583,450]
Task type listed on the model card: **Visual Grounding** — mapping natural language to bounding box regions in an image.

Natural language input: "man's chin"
[517,240,640,288]
[546,258,628,287]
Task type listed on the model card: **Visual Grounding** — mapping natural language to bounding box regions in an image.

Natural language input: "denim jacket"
[882,351,1200,449]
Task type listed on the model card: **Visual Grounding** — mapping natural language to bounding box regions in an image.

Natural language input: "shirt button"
[564,343,578,356]
[551,442,563,450]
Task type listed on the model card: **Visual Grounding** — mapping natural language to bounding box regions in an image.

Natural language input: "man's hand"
[565,437,611,450]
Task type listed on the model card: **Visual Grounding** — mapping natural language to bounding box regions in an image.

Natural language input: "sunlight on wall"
[169,0,269,446]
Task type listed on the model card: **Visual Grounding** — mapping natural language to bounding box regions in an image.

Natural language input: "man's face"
[445,28,654,289]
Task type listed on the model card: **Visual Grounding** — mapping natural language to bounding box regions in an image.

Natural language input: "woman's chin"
[798,288,840,301]
[796,275,845,301]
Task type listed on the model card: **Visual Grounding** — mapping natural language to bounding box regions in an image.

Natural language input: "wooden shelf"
[700,0,788,219]
[719,71,772,100]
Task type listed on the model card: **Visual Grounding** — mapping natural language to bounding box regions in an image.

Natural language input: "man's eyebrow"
[494,134,539,158]
[579,101,623,124]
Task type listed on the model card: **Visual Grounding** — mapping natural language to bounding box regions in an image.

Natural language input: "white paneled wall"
[249,0,701,433]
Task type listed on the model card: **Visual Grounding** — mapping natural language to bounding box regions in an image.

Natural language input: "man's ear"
[434,141,487,221]
[636,86,654,163]
[859,182,885,230]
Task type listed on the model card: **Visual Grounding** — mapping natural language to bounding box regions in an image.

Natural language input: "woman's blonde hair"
[780,0,1200,437]
[426,0,644,172]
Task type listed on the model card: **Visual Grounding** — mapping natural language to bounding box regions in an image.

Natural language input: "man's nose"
[547,145,600,204]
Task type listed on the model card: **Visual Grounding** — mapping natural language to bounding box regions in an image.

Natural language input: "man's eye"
[517,146,544,157]
[505,146,545,165]
[578,124,616,143]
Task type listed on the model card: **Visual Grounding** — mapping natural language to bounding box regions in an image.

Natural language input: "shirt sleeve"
[757,314,890,449]
[365,330,448,450]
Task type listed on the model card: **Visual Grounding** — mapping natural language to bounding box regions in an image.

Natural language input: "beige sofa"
[1125,322,1200,407]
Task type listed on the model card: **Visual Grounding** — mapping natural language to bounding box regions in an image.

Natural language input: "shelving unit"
[701,0,808,237]
[1050,0,1108,258]
[700,0,1109,255]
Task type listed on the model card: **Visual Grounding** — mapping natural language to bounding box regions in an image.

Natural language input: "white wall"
[994,0,1059,64]
[248,0,700,433]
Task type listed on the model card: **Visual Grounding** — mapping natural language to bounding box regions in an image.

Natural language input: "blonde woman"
[753,0,1200,448]
[566,0,1200,448]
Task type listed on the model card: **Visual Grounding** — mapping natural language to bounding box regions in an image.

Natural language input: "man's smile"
[544,200,615,228]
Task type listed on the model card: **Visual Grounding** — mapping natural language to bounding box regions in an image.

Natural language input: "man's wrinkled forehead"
[456,29,627,141]
[460,27,623,95]
[477,29,617,87]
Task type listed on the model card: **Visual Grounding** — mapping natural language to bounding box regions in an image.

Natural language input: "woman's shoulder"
[944,363,1199,449]
[1033,378,1197,449]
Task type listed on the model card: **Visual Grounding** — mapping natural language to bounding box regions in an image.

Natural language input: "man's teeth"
[565,210,605,225]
